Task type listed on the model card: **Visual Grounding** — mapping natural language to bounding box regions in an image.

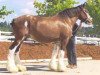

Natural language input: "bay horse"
[7,3,92,72]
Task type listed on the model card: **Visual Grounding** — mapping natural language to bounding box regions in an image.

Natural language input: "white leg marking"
[15,52,21,64]
[49,43,59,71]
[7,37,25,72]
[24,21,28,28]
[14,52,27,72]
[14,37,26,72]
[7,45,19,73]
[58,50,66,72]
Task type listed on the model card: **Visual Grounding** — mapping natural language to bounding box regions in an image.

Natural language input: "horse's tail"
[10,19,15,27]
[10,19,16,35]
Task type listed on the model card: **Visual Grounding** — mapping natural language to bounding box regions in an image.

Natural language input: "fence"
[75,36,100,45]
[0,31,13,42]
[0,31,38,43]
[0,31,100,45]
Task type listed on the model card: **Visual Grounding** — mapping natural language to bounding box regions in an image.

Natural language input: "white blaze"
[85,11,92,20]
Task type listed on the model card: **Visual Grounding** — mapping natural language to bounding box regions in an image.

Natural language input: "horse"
[7,3,92,72]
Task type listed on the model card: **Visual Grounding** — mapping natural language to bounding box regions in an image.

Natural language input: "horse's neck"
[63,16,78,29]
[71,17,78,26]
[64,7,80,25]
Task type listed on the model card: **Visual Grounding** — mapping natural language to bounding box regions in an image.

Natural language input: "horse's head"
[78,3,93,25]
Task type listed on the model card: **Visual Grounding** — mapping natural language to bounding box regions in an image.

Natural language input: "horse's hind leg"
[14,43,27,72]
[49,42,60,71]
[7,36,26,72]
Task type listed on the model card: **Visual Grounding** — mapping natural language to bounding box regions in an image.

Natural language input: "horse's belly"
[29,20,61,42]
[30,32,59,43]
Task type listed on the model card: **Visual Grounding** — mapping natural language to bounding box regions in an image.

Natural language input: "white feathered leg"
[7,37,25,73]
[7,47,19,73]
[14,52,27,72]
[49,43,59,71]
[58,50,66,72]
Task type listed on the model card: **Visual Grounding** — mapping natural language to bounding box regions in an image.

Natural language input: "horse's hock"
[0,42,100,60]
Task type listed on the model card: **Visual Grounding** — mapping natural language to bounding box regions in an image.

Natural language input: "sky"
[0,0,86,22]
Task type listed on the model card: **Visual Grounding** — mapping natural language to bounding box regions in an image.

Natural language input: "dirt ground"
[0,42,100,60]
[0,60,100,75]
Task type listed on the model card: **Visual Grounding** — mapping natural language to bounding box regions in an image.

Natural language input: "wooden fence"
[0,31,38,43]
[0,31,100,45]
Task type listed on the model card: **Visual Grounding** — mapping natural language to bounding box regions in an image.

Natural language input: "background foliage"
[34,0,78,16]
[0,6,13,31]
[34,0,100,37]
[0,6,13,19]
[86,0,100,37]
[0,0,100,37]
[0,21,12,31]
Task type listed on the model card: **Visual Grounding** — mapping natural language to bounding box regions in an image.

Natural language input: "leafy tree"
[34,0,78,16]
[0,6,13,19]
[0,6,13,31]
[86,0,100,37]
[34,0,100,37]
[0,21,12,31]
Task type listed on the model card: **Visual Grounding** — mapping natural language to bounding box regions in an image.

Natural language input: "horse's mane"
[58,5,82,18]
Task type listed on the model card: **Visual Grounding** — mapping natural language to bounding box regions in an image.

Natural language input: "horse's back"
[30,16,72,41]
[11,15,72,42]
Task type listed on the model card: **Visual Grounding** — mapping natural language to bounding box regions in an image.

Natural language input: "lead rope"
[73,21,83,33]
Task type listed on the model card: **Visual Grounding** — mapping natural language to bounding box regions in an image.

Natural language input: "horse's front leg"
[58,50,66,72]
[58,38,69,72]
[49,43,60,71]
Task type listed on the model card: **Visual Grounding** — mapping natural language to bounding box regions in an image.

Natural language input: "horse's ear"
[83,2,87,7]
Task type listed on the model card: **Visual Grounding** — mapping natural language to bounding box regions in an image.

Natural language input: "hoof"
[49,61,57,71]
[57,63,66,72]
[17,64,27,72]
[6,64,18,73]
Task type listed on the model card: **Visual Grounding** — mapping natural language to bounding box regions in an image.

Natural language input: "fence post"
[0,31,1,36]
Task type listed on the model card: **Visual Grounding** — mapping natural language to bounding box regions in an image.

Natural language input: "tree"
[0,6,13,19]
[0,21,12,31]
[86,0,100,37]
[34,0,78,16]
[0,6,13,31]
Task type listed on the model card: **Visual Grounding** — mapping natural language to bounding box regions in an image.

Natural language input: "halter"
[79,6,89,23]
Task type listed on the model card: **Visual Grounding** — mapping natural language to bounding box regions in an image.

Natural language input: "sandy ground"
[0,42,100,60]
[0,60,100,75]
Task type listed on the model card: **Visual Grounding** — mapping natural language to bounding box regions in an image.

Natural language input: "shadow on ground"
[26,64,51,71]
[0,68,10,73]
[0,64,51,73]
